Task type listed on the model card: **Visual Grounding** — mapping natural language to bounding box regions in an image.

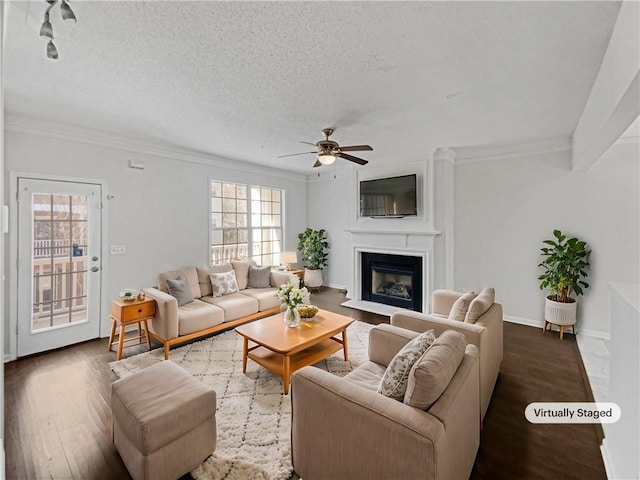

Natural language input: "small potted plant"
[297,227,329,288]
[538,229,590,332]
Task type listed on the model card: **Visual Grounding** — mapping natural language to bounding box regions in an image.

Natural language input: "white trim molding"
[6,114,306,183]
[452,135,571,165]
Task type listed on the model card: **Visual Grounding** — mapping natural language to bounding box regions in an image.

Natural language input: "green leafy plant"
[538,229,590,303]
[297,228,329,270]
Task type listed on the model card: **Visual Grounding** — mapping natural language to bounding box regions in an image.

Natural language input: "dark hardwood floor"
[4,288,605,480]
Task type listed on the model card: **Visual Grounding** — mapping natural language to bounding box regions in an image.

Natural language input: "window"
[210,181,283,266]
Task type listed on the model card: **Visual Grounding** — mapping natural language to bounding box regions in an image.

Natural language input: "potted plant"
[538,229,590,334]
[297,228,329,288]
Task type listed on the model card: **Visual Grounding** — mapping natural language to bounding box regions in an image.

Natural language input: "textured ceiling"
[4,1,622,173]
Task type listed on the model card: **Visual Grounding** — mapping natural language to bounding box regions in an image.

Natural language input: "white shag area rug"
[109,320,373,480]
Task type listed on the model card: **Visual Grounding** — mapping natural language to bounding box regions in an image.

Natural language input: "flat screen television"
[359,174,417,218]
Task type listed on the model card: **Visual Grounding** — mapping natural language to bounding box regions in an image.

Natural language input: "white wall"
[454,141,639,336]
[306,159,449,304]
[3,124,307,357]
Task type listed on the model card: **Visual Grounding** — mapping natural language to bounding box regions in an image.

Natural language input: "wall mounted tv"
[359,174,417,218]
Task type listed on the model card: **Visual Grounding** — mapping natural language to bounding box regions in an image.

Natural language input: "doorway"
[16,178,103,357]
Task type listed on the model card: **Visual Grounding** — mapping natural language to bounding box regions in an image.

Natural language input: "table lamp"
[281,251,298,270]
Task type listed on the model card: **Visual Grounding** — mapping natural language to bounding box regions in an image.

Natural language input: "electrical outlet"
[110,245,126,255]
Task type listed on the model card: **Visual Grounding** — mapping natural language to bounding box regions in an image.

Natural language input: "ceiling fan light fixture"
[318,152,336,165]
[60,0,77,22]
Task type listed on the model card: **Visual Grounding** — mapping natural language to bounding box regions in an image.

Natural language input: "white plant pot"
[544,296,577,326]
[304,269,323,288]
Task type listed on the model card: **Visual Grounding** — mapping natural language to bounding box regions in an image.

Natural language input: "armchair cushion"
[209,271,239,297]
[448,291,477,321]
[377,329,436,401]
[247,265,271,288]
[405,330,467,410]
[166,275,194,307]
[465,287,495,323]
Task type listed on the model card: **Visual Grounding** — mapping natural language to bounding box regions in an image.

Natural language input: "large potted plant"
[297,228,329,288]
[538,229,590,334]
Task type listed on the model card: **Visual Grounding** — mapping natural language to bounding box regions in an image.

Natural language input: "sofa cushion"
[270,270,299,288]
[177,299,224,336]
[465,287,495,324]
[197,263,232,297]
[209,271,239,297]
[230,260,252,290]
[158,267,201,299]
[201,292,259,321]
[377,329,436,401]
[248,266,272,288]
[240,288,279,311]
[448,291,477,322]
[166,275,194,306]
[404,329,467,410]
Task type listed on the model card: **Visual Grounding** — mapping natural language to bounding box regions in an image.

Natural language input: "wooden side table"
[108,297,156,360]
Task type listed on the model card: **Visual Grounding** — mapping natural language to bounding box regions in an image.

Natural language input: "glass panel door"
[18,179,102,357]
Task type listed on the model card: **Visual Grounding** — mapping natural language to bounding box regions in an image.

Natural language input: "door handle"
[90,266,100,272]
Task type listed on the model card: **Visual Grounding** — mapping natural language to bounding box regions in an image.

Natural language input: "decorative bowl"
[297,304,319,320]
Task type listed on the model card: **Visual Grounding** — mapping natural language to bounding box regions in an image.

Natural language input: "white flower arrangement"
[276,278,310,309]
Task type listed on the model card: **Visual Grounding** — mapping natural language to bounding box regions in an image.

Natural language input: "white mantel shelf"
[346,229,441,236]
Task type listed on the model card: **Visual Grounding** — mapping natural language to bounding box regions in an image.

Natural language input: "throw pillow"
[197,263,233,297]
[166,275,195,306]
[248,265,272,288]
[404,330,467,410]
[209,271,239,297]
[231,260,252,290]
[448,290,477,321]
[465,287,495,323]
[377,329,437,401]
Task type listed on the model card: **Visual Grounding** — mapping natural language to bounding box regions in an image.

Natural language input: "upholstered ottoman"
[111,360,216,480]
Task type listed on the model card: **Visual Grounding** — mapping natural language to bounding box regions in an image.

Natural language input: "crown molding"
[5,114,307,182]
[452,135,572,165]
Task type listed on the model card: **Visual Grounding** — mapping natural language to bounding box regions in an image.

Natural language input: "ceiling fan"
[278,128,373,167]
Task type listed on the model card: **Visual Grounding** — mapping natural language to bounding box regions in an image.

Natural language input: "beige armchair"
[391,288,503,420]
[290,324,480,480]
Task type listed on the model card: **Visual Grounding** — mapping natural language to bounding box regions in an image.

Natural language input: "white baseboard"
[503,315,610,340]
[325,283,347,292]
[4,354,13,364]
[503,315,542,328]
[600,439,614,480]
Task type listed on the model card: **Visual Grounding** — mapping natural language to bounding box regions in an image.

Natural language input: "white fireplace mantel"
[346,229,440,313]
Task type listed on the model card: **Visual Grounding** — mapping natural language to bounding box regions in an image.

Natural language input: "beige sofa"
[291,324,480,480]
[391,288,503,420]
[143,260,297,359]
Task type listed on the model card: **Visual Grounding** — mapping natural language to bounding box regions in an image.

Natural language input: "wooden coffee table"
[235,309,354,394]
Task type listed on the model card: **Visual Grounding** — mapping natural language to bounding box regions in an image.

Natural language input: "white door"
[17,178,102,357]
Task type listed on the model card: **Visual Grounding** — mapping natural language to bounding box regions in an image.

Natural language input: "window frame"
[209,179,284,266]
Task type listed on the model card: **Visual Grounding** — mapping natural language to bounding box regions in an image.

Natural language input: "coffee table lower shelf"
[247,337,345,394]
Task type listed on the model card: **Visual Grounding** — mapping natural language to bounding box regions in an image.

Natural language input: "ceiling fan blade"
[313,159,322,168]
[337,152,368,165]
[338,145,373,152]
[300,141,318,147]
[277,151,317,158]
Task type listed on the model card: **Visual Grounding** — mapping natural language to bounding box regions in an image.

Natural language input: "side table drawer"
[119,301,156,322]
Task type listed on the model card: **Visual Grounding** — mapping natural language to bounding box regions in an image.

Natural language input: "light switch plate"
[110,245,126,255]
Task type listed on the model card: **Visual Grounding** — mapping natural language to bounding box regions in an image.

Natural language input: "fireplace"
[361,252,423,312]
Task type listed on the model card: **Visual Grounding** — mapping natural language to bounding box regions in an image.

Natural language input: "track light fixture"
[40,0,77,59]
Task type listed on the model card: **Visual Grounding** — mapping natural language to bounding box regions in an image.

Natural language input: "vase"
[283,306,300,328]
